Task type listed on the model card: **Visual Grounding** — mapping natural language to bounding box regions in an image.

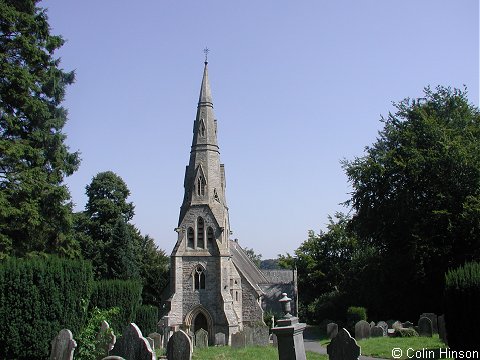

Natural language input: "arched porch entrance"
[184,305,214,343]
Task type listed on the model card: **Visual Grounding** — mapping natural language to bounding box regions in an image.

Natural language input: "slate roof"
[229,240,268,294]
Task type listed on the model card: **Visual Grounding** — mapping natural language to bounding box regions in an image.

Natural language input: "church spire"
[198,60,213,108]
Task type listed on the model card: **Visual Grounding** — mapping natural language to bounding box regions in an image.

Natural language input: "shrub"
[90,279,142,332]
[76,307,120,360]
[395,328,419,337]
[346,306,367,323]
[0,256,93,359]
[135,305,158,335]
[444,261,480,350]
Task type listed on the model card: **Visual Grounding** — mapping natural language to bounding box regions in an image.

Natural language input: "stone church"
[163,60,296,345]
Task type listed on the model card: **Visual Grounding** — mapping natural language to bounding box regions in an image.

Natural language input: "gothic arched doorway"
[193,312,208,333]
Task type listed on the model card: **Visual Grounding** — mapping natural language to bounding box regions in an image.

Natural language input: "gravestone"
[148,333,162,349]
[244,327,254,346]
[437,315,447,344]
[166,330,192,360]
[369,321,375,328]
[376,321,387,336]
[194,328,208,348]
[418,317,433,337]
[272,333,278,346]
[392,321,403,330]
[403,321,414,329]
[354,320,370,340]
[231,332,246,349]
[327,323,338,339]
[110,323,156,360]
[370,326,384,338]
[214,332,225,346]
[252,325,269,346]
[420,313,438,334]
[327,328,360,360]
[50,329,77,360]
[98,320,116,354]
[102,357,126,360]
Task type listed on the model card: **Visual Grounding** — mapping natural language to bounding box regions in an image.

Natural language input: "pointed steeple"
[198,61,213,108]
[178,60,229,238]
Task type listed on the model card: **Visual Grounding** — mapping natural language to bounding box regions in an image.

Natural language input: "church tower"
[166,59,241,343]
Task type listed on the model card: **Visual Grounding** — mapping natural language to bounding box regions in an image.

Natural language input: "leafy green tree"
[0,0,80,258]
[342,86,480,319]
[137,234,169,308]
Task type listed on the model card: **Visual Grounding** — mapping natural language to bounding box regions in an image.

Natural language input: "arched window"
[197,217,204,248]
[207,227,214,249]
[194,266,205,290]
[187,227,194,248]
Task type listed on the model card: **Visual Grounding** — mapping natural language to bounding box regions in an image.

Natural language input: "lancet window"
[194,266,206,290]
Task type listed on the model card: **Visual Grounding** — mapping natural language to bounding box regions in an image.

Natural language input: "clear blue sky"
[42,0,479,259]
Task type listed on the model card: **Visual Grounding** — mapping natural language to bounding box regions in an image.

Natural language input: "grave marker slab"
[110,323,156,360]
[98,320,116,354]
[231,332,246,349]
[327,323,338,339]
[370,326,383,337]
[418,317,433,337]
[402,321,414,329]
[392,321,403,330]
[148,333,162,349]
[252,325,269,346]
[376,321,387,336]
[214,332,225,346]
[194,328,208,348]
[354,320,370,340]
[166,330,192,360]
[327,328,360,360]
[50,329,77,360]
[420,313,438,334]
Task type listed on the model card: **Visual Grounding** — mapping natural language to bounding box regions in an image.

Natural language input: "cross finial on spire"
[203,47,210,64]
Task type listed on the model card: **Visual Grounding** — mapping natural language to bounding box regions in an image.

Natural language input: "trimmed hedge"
[0,256,93,360]
[444,261,480,350]
[135,305,158,335]
[90,279,142,332]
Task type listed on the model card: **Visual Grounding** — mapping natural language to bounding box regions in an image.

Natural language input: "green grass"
[191,345,327,360]
[357,335,446,359]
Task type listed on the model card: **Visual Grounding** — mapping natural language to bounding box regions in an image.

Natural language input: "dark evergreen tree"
[0,0,80,258]
[107,218,139,280]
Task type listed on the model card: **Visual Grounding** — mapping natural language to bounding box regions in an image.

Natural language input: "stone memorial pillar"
[271,293,307,360]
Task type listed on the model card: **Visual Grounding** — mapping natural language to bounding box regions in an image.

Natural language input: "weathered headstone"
[418,317,433,337]
[376,321,387,336]
[438,315,447,345]
[214,332,225,346]
[166,330,192,360]
[110,323,156,360]
[244,327,254,346]
[327,322,338,339]
[392,321,403,330]
[327,328,360,360]
[231,331,246,349]
[148,333,162,350]
[272,333,278,346]
[194,328,208,348]
[50,329,77,360]
[403,321,414,329]
[369,321,375,328]
[354,320,370,340]
[98,320,116,354]
[370,326,384,338]
[420,313,438,334]
[252,325,269,346]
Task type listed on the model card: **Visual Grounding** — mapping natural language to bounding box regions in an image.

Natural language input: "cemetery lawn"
[192,345,327,360]
[357,335,446,359]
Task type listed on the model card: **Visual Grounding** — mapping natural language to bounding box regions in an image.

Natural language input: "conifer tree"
[0,0,80,257]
